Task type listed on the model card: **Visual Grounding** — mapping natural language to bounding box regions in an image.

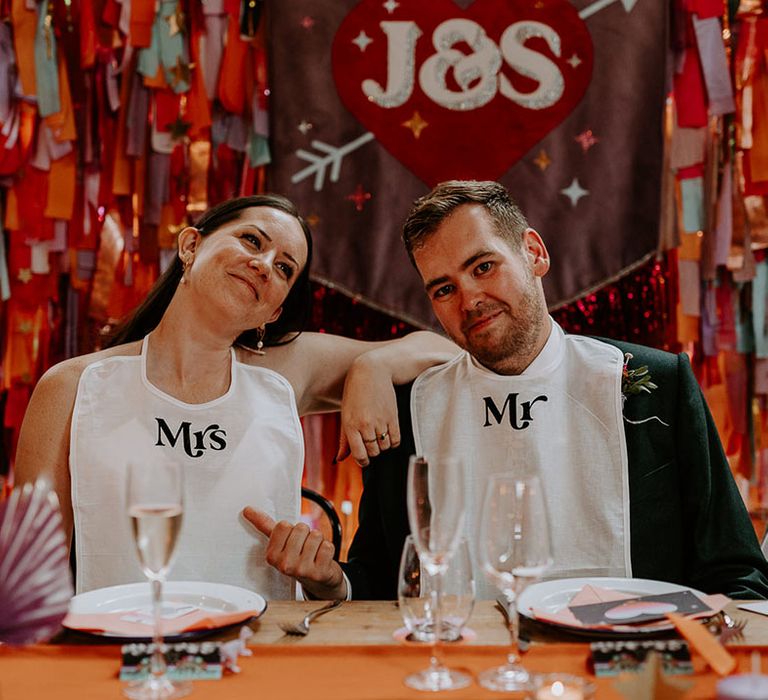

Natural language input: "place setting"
[390,458,760,698]
[61,461,266,698]
[64,580,267,642]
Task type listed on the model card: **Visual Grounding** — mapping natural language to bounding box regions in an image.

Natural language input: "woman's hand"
[336,352,402,466]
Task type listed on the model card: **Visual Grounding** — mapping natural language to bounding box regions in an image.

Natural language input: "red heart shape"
[332,0,593,185]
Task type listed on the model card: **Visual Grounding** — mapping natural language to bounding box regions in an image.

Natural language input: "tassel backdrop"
[0,1,766,523]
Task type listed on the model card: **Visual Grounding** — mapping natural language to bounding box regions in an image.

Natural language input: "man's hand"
[242,507,347,600]
[336,353,402,467]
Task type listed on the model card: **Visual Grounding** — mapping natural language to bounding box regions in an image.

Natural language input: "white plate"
[518,577,708,636]
[66,580,267,640]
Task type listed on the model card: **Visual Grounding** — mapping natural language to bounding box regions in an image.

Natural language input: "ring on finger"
[377,431,389,441]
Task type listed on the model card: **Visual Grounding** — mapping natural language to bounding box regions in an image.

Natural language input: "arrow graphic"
[291,132,375,191]
[578,0,640,20]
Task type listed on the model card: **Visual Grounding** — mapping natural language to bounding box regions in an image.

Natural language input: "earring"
[180,254,192,284]
[238,326,267,356]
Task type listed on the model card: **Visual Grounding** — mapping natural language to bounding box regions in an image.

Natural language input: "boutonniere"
[622,353,657,400]
[621,353,668,426]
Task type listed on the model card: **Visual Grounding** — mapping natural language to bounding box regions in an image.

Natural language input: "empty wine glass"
[124,461,190,700]
[398,534,475,642]
[478,474,552,692]
[405,455,471,691]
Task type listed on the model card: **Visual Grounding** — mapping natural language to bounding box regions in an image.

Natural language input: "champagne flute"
[405,455,471,691]
[478,474,552,693]
[124,462,190,700]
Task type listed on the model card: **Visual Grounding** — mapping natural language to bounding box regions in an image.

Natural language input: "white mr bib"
[411,323,631,599]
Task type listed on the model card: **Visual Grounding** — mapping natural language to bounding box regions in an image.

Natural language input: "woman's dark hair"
[106,194,313,348]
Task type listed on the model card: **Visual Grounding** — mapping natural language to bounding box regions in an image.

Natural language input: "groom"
[249,180,768,600]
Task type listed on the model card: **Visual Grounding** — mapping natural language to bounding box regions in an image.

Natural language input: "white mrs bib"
[70,336,303,597]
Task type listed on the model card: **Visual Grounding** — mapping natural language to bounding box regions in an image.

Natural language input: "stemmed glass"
[478,474,552,692]
[124,462,191,700]
[405,455,471,691]
[398,534,475,642]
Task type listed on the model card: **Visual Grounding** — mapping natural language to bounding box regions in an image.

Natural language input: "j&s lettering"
[155,418,227,458]
[483,393,548,429]
[363,19,564,111]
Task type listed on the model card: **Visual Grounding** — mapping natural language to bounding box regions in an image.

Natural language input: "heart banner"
[332,0,593,185]
[268,0,667,327]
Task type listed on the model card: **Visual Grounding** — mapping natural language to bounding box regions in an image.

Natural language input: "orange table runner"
[0,643,757,699]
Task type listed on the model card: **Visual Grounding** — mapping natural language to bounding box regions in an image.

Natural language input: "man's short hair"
[402,181,529,265]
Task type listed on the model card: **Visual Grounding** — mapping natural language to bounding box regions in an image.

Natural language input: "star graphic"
[352,30,373,51]
[167,115,192,140]
[575,129,599,152]
[17,268,32,284]
[560,178,589,206]
[402,111,429,139]
[567,53,582,69]
[533,149,552,171]
[346,184,372,212]
[382,0,400,12]
[300,16,315,29]
[298,120,313,135]
[168,56,192,87]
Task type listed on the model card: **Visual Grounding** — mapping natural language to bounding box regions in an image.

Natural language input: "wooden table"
[56,599,768,646]
[4,600,768,700]
[161,599,768,647]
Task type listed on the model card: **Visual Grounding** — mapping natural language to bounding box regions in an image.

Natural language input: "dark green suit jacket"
[343,340,768,600]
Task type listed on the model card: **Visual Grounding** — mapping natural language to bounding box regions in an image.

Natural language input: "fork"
[718,613,747,644]
[279,599,344,636]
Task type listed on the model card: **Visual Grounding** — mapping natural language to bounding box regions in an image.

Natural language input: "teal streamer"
[137,21,160,79]
[735,281,754,354]
[680,177,705,233]
[753,259,768,358]
[248,134,271,168]
[33,0,61,118]
[159,1,189,94]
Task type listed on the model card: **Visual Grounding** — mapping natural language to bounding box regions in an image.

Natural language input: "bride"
[14,194,455,596]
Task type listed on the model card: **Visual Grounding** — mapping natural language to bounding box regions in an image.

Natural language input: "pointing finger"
[242,507,276,536]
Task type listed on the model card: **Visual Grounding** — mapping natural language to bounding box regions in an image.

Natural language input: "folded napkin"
[531,584,729,631]
[63,608,260,636]
[666,611,737,676]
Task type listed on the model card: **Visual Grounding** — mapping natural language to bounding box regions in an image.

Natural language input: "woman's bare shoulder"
[17,341,143,448]
[37,341,143,393]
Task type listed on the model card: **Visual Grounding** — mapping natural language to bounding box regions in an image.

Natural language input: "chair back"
[301,487,343,562]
